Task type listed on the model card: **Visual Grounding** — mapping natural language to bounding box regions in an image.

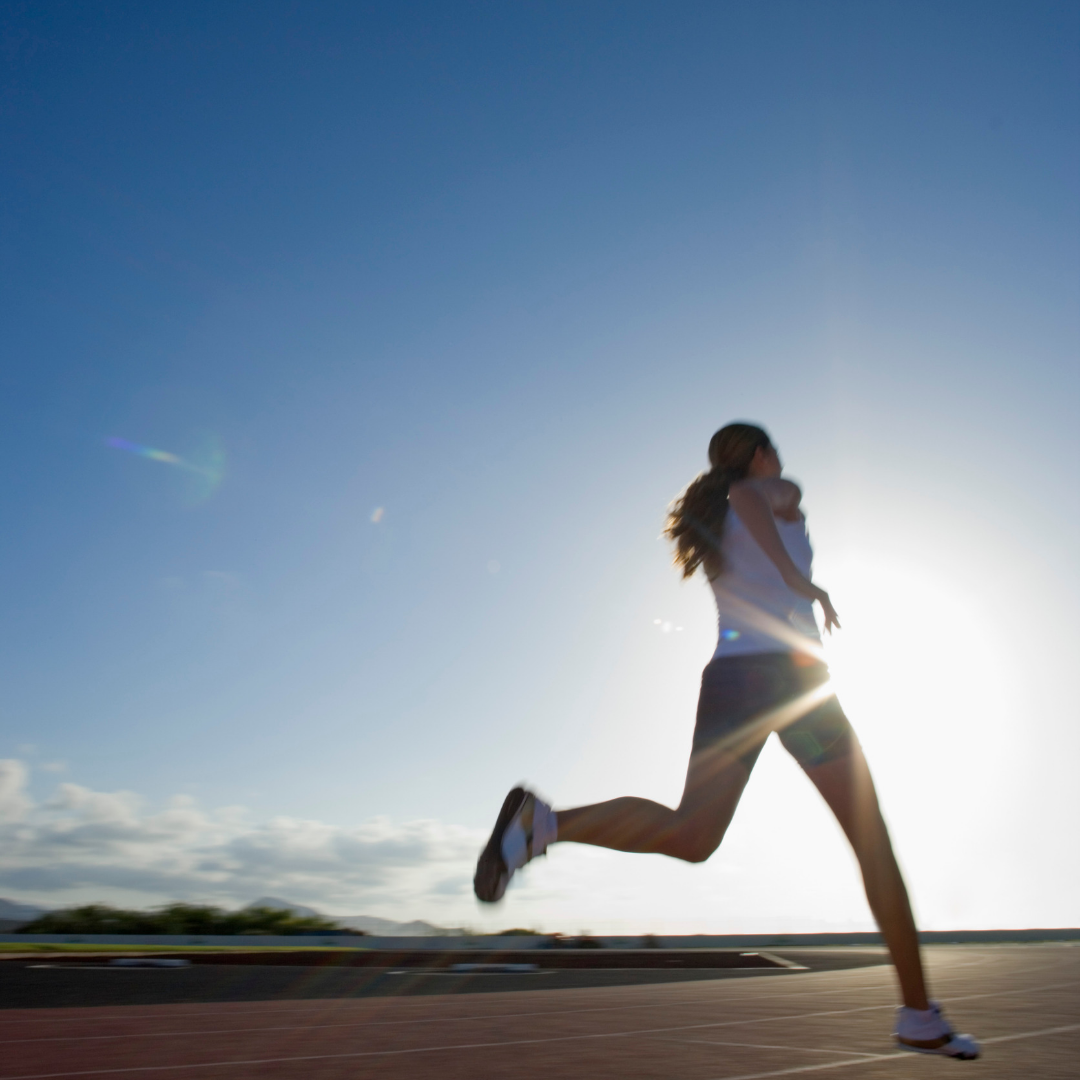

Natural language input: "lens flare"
[107,437,194,472]
[711,586,826,661]
[106,435,225,502]
[691,679,836,772]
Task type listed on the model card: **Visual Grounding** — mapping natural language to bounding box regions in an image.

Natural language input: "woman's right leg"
[554,742,760,863]
[475,656,768,901]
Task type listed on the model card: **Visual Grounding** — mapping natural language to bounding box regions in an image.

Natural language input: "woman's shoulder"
[728,478,804,521]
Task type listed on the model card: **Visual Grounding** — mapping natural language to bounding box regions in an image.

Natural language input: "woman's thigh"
[778,692,856,769]
[680,654,789,854]
[673,741,763,858]
[797,740,888,854]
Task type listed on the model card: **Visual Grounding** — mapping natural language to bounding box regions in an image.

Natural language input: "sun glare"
[822,555,1011,912]
[826,557,1007,736]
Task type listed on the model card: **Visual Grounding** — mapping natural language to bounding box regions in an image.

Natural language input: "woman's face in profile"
[749,443,783,479]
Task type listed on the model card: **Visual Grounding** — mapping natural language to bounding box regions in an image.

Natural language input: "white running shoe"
[473,787,556,903]
[895,1001,980,1060]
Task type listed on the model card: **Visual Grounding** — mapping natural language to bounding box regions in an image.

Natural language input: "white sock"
[532,798,558,855]
[501,794,558,872]
[896,1002,949,1040]
[501,817,529,872]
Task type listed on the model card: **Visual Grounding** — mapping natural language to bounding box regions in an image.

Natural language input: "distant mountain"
[0,898,49,921]
[333,915,465,937]
[0,898,50,931]
[246,897,464,936]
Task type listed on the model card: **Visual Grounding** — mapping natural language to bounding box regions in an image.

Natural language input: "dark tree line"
[19,903,364,935]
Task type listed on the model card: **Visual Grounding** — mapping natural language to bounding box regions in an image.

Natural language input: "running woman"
[474,422,979,1059]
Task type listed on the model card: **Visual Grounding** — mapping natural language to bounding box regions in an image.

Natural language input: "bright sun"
[823,555,1011,855]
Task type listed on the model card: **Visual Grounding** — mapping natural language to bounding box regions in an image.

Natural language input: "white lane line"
[2,973,1077,1049]
[0,994,834,1036]
[0,1014,910,1079]
[982,1022,1080,1044]
[704,1054,907,1080]
[655,1037,879,1057]
[700,1024,1080,1080]
[0,987,775,1029]
[0,1004,897,1048]
[0,972,835,1027]
[0,1011,904,1077]
[0,981,896,1038]
[2,1012,1079,1080]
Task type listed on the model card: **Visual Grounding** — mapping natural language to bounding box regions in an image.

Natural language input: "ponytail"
[664,422,771,580]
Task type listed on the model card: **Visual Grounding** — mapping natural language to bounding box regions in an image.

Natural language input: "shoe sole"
[473,787,529,903]
[897,1040,979,1060]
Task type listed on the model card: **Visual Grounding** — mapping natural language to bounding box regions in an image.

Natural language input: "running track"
[1,945,1077,1079]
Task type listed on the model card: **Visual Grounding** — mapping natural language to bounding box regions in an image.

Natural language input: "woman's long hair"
[664,422,772,580]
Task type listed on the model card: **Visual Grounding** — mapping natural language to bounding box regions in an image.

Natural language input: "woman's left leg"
[799,743,929,1011]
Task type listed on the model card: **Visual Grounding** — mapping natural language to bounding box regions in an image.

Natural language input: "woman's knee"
[679,844,716,864]
[665,828,723,863]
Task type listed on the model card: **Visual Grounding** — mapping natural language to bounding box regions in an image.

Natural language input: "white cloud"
[0,760,31,823]
[6,750,1072,935]
[0,761,483,921]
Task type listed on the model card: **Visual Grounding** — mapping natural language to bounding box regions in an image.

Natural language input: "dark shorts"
[692,652,855,770]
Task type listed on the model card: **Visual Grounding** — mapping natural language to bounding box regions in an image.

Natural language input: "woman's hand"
[812,588,841,634]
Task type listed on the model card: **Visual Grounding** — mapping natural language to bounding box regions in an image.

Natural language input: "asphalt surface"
[0,944,1076,1078]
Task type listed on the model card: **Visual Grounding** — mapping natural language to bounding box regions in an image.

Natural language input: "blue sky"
[1,1,1077,932]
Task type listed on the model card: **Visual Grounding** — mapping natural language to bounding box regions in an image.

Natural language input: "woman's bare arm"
[748,477,803,521]
[728,481,840,632]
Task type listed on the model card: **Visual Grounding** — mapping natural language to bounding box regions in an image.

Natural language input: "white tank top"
[709,508,821,658]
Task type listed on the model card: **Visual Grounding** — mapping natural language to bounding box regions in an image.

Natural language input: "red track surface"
[1,945,1077,1079]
